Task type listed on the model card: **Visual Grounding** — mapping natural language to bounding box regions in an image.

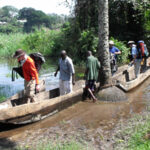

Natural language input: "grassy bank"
[0,29,60,58]
[17,140,86,150]
[0,33,27,58]
[0,28,130,64]
[112,111,150,150]
[128,115,150,150]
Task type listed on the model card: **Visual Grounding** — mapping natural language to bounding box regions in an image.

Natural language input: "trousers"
[59,79,72,96]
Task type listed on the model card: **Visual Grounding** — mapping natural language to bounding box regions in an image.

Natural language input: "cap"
[109,40,114,45]
[128,41,135,44]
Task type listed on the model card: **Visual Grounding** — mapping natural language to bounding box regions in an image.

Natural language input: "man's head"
[109,40,114,48]
[61,50,67,60]
[13,49,25,62]
[128,41,135,48]
[87,51,92,57]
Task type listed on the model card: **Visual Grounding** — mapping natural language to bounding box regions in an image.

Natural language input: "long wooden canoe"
[0,64,150,125]
[0,80,85,124]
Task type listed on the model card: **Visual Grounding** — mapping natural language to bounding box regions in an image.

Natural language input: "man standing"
[13,49,40,103]
[54,50,75,95]
[128,41,142,79]
[84,51,100,103]
[109,40,121,74]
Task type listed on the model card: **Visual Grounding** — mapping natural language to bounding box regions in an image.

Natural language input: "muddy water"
[0,77,150,142]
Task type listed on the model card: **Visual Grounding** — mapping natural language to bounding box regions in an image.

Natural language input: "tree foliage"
[74,0,150,42]
[18,8,52,32]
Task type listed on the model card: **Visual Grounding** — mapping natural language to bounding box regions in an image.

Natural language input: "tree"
[98,0,111,86]
[18,8,51,32]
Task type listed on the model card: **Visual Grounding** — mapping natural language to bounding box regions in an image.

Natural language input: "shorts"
[24,80,36,98]
[85,80,96,91]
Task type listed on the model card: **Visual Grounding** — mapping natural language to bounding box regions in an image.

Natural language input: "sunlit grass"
[17,140,86,150]
[127,118,150,150]
[0,33,27,58]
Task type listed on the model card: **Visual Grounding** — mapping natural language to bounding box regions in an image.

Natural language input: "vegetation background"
[0,0,149,65]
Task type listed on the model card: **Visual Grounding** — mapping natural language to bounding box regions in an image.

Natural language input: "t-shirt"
[109,46,120,54]
[86,55,100,81]
[59,56,75,81]
[131,45,141,59]
[109,46,120,59]
[22,56,39,84]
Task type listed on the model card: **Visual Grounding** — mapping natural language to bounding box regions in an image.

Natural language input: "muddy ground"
[0,76,150,150]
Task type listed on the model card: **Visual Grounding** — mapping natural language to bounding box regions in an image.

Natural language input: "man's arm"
[29,62,39,92]
[67,59,75,85]
[84,59,89,80]
[115,51,121,55]
[114,47,121,55]
[54,66,60,77]
[72,73,75,85]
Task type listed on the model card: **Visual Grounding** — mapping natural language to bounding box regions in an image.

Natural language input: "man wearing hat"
[13,49,40,103]
[109,40,121,74]
[54,50,75,95]
[128,41,142,79]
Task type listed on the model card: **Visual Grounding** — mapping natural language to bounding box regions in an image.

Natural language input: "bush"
[0,27,130,66]
[22,28,60,56]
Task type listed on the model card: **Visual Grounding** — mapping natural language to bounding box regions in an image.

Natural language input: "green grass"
[0,29,61,58]
[18,141,86,150]
[127,118,150,150]
[0,33,27,58]
[0,96,6,102]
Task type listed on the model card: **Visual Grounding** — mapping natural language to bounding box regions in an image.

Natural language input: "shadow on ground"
[0,138,17,150]
[0,123,26,132]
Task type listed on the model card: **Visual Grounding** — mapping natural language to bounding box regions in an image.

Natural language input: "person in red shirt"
[13,49,40,103]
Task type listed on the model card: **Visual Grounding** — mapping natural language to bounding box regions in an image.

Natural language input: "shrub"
[22,28,60,56]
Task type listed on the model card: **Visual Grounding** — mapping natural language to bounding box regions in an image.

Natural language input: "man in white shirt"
[54,50,75,95]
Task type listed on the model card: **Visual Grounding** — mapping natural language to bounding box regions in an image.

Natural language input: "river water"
[0,58,59,98]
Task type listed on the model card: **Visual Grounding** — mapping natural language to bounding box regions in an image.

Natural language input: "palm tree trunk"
[98,0,111,86]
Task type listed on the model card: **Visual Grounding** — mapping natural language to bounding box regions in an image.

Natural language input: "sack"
[12,52,45,81]
[137,41,149,58]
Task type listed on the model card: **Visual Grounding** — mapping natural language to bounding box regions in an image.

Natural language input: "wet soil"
[0,77,150,149]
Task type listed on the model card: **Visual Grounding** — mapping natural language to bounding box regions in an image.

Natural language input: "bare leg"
[87,88,97,103]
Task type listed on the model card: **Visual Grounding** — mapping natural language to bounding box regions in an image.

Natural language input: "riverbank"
[1,78,150,150]
[6,102,150,150]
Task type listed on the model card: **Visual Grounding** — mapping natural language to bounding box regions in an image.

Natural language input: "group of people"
[109,40,149,79]
[13,49,100,104]
[54,50,100,103]
[128,40,148,78]
[13,40,148,104]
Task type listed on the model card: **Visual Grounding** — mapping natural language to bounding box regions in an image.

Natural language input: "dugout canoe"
[0,80,85,124]
[112,65,150,92]
[0,65,150,125]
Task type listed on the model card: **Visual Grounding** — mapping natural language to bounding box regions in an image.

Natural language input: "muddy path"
[0,77,149,147]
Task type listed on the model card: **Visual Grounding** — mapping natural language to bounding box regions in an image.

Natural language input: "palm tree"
[98,0,111,86]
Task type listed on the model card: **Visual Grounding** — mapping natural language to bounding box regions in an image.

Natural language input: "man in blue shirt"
[128,41,141,79]
[109,40,121,74]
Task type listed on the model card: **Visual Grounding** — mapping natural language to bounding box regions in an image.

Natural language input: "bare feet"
[93,98,97,103]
